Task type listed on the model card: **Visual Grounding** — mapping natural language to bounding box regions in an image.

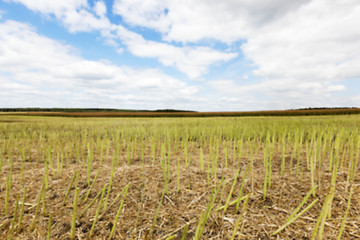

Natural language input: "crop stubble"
[0,115,360,239]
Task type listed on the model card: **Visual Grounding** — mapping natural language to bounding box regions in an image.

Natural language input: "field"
[2,107,360,118]
[0,114,360,239]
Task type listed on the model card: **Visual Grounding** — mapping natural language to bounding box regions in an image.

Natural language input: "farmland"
[0,114,360,239]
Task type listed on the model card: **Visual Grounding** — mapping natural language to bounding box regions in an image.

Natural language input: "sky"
[0,0,360,111]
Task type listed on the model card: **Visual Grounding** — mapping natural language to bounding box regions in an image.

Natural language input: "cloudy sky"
[0,0,359,111]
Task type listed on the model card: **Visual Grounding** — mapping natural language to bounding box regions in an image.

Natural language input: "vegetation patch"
[0,115,359,239]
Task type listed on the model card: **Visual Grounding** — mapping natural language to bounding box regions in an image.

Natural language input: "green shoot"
[47,214,52,240]
[88,185,107,239]
[17,187,27,233]
[148,188,166,239]
[30,180,45,231]
[5,176,10,215]
[194,177,224,240]
[109,184,130,239]
[80,184,107,218]
[9,195,20,240]
[70,188,79,240]
[223,169,241,213]
[82,169,100,204]
[63,171,78,206]
[230,193,250,240]
[181,224,189,240]
[272,199,318,236]
[337,187,353,240]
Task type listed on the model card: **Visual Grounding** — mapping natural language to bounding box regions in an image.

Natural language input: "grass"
[0,115,360,239]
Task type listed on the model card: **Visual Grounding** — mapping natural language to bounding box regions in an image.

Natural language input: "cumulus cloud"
[0,20,199,108]
[113,0,311,43]
[3,0,360,110]
[9,0,88,16]
[8,0,110,32]
[6,0,237,79]
[234,0,360,109]
[113,0,171,33]
[243,0,360,81]
[124,40,237,79]
[113,0,360,82]
[93,1,106,18]
[113,0,360,108]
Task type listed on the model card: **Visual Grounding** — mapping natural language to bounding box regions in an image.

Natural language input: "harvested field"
[1,108,360,118]
[1,115,360,239]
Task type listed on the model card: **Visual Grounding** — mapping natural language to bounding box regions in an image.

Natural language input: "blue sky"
[0,0,359,111]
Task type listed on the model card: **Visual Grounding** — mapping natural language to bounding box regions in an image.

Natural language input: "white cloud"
[113,0,360,82]
[208,78,347,110]
[113,0,311,43]
[62,8,111,32]
[124,39,237,79]
[102,24,238,79]
[9,0,88,16]
[8,0,110,32]
[241,0,360,87]
[0,21,77,73]
[94,1,106,18]
[7,0,237,79]
[113,0,171,33]
[113,0,360,108]
[112,26,237,78]
[4,0,360,109]
[0,20,199,109]
[116,48,124,54]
